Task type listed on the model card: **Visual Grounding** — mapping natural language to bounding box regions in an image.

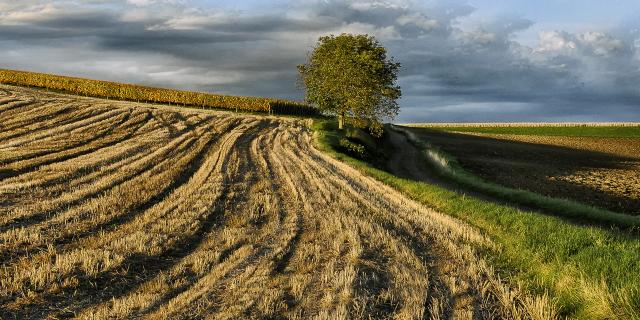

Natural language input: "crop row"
[0,69,317,116]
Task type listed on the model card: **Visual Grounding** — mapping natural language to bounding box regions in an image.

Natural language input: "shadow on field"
[404,128,640,216]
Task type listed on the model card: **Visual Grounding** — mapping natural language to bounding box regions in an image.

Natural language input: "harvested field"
[0,86,551,319]
[405,127,640,215]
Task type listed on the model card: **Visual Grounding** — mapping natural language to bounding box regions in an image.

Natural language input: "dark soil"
[405,128,640,216]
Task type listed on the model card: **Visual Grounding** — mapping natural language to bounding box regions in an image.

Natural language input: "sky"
[1,0,639,123]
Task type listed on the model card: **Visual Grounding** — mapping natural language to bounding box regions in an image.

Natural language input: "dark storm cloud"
[0,0,638,122]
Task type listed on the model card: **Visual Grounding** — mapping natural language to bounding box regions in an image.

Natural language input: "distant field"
[405,126,640,215]
[409,124,640,138]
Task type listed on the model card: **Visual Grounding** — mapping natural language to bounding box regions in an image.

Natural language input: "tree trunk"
[338,113,344,130]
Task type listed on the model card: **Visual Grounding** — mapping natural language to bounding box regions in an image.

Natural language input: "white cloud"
[460,29,497,45]
[535,30,577,53]
[534,30,626,57]
[157,10,229,30]
[126,0,182,6]
[577,31,624,56]
[1,4,58,25]
[1,0,638,122]
[396,13,440,32]
[348,0,407,11]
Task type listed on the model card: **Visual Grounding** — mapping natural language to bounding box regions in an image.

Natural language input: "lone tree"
[298,34,401,136]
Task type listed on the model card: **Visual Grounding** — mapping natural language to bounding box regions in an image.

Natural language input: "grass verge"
[311,118,640,319]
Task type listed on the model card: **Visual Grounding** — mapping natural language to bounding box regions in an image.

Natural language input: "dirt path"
[385,127,499,202]
[386,127,436,183]
[0,86,552,319]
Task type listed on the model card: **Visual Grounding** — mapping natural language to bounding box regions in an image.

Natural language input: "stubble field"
[0,86,551,319]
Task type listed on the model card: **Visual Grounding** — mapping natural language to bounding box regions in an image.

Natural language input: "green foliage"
[298,34,401,135]
[426,125,640,138]
[339,138,367,159]
[0,69,318,116]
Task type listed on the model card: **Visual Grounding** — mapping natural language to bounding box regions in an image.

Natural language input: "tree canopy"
[298,34,401,135]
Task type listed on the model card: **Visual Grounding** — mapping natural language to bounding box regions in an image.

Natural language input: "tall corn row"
[0,69,318,116]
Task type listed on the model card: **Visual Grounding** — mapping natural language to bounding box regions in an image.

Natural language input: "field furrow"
[0,99,38,114]
[0,103,103,139]
[0,86,550,319]
[0,113,165,210]
[0,97,61,121]
[0,119,239,259]
[0,109,158,181]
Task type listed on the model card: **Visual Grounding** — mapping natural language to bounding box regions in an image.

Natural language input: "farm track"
[0,86,552,319]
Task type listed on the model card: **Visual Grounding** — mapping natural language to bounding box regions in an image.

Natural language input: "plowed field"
[406,128,640,215]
